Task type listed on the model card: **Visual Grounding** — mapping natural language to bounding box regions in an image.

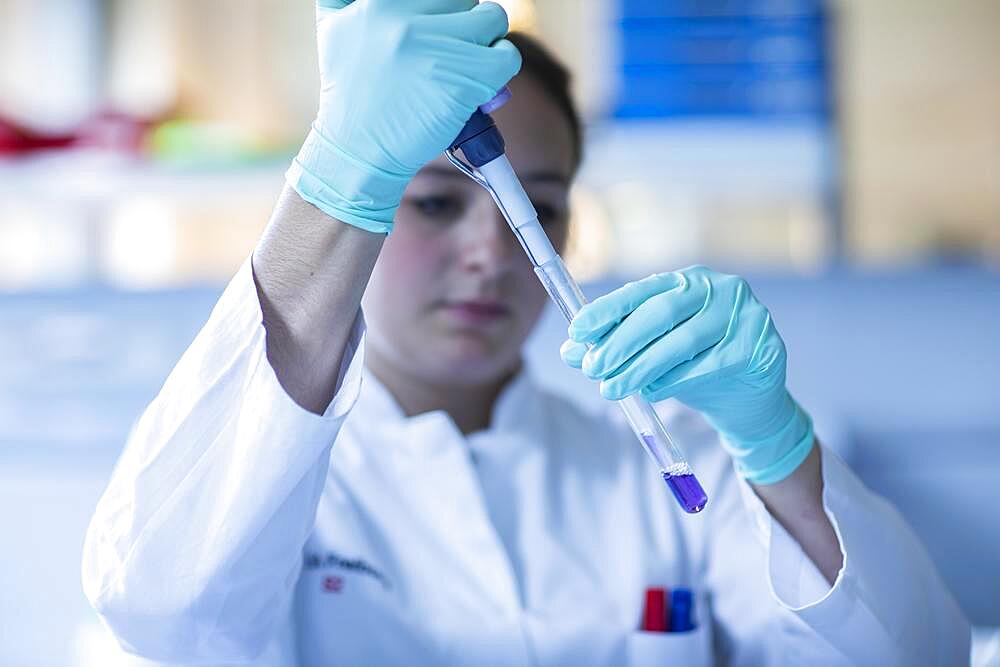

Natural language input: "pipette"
[447,91,708,513]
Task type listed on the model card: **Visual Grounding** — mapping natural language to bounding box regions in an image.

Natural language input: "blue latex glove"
[287,0,521,234]
[560,266,814,485]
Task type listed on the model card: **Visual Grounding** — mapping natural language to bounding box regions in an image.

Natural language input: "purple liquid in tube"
[662,471,708,514]
[643,434,708,513]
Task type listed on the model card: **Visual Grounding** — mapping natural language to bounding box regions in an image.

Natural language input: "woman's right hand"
[287,0,521,234]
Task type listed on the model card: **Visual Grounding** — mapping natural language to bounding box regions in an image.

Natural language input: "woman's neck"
[365,351,517,436]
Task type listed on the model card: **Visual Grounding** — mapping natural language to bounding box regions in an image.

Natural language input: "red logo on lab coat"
[322,575,344,593]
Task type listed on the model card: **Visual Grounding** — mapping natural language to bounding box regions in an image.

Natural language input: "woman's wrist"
[750,443,843,585]
[287,123,411,234]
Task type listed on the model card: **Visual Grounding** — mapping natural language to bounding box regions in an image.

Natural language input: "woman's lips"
[441,301,511,326]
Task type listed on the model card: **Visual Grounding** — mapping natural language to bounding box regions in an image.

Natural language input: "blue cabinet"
[615,0,832,119]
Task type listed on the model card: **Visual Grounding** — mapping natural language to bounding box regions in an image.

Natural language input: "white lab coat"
[82,256,970,666]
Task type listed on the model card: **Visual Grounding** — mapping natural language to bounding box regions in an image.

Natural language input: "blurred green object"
[147,119,295,167]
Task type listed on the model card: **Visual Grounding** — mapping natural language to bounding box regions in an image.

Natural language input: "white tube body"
[477,155,557,266]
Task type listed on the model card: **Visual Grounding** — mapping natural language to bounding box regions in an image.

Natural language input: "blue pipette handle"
[450,87,511,166]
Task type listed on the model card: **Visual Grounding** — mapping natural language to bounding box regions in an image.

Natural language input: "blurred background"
[0,0,998,664]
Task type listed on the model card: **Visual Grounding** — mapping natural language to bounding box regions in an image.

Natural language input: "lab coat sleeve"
[711,445,970,666]
[81,253,366,664]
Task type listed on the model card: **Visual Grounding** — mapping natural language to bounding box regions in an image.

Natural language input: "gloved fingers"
[639,349,744,403]
[568,272,686,344]
[643,286,784,403]
[434,37,522,99]
[431,2,509,46]
[487,38,524,87]
[377,0,476,14]
[559,339,587,369]
[597,303,730,400]
[578,282,706,380]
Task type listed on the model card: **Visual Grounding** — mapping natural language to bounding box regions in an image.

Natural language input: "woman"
[82,2,969,665]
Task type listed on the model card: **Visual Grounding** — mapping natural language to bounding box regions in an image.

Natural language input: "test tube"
[475,154,708,514]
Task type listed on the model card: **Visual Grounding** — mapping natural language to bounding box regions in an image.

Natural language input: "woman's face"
[363,74,576,388]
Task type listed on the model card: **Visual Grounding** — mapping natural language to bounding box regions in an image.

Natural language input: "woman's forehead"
[492,76,576,178]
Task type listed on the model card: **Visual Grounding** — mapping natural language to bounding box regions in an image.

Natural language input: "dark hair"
[506,31,584,170]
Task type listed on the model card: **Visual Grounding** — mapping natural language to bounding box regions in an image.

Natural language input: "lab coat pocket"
[626,626,712,666]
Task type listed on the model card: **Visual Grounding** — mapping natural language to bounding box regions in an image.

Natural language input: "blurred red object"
[0,119,21,153]
[640,587,670,633]
[75,111,154,153]
[0,118,75,156]
[0,111,153,157]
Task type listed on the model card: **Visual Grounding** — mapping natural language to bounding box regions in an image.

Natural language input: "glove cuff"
[286,123,411,235]
[725,393,815,485]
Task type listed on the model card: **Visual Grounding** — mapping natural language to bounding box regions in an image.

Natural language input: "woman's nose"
[458,204,519,275]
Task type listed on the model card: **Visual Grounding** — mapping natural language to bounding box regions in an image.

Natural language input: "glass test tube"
[477,155,708,514]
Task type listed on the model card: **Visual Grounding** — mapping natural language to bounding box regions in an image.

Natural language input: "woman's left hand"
[560,266,814,485]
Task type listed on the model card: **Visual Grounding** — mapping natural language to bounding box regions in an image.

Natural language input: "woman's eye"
[412,195,462,219]
[533,202,564,225]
